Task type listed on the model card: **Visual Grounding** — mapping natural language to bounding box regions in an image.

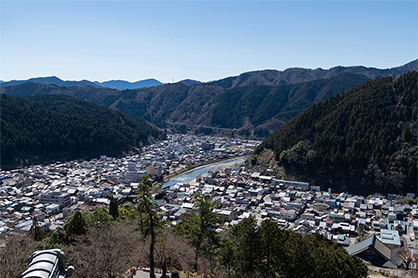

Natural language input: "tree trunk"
[150,214,156,278]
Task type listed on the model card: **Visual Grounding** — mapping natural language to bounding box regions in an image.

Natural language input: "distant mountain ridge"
[0,76,162,90]
[211,59,417,89]
[94,78,162,90]
[0,76,102,88]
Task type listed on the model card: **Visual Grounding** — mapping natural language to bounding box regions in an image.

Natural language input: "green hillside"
[211,73,370,128]
[256,72,417,195]
[0,94,163,169]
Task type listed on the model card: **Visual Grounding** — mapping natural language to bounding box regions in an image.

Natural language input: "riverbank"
[155,156,249,190]
[162,156,249,182]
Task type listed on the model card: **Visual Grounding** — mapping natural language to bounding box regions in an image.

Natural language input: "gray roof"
[345,234,391,262]
[379,229,401,247]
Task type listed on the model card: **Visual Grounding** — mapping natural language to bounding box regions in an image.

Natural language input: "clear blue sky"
[1,1,417,83]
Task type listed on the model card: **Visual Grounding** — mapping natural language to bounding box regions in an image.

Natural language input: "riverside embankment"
[161,156,248,189]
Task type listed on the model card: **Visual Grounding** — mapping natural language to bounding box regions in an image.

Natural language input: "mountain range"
[0,76,162,90]
[209,59,417,88]
[1,59,415,91]
[1,59,415,134]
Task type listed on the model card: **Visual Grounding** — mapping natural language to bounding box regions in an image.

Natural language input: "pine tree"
[29,216,46,241]
[109,197,119,219]
[137,175,164,278]
[65,210,87,240]
[178,194,220,272]
[229,216,260,276]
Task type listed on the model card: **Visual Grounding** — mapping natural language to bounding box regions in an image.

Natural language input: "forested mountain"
[0,73,370,132]
[256,72,417,195]
[210,59,417,89]
[0,94,163,169]
[210,73,370,129]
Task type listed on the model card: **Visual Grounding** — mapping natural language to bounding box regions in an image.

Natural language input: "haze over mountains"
[0,76,162,90]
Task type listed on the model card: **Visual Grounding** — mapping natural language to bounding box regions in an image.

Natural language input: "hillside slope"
[210,73,370,129]
[0,94,163,169]
[256,72,417,195]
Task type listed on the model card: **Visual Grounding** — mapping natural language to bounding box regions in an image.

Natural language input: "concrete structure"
[146,164,162,178]
[37,192,71,207]
[379,229,401,250]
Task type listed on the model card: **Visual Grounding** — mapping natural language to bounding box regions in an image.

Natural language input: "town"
[1,134,417,274]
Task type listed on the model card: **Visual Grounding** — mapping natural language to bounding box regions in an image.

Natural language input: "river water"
[162,156,248,189]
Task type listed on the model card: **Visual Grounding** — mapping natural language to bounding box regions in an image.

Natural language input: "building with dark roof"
[345,234,396,268]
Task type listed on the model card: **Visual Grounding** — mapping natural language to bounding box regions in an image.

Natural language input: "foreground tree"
[29,216,46,241]
[0,234,36,278]
[65,210,88,240]
[178,194,220,272]
[109,196,119,219]
[219,218,367,278]
[137,175,165,278]
[218,237,235,277]
[70,225,135,278]
[229,216,261,276]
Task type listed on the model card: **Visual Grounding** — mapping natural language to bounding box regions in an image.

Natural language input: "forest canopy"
[0,94,163,168]
[256,72,418,195]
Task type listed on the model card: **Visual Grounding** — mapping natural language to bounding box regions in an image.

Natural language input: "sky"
[1,1,417,84]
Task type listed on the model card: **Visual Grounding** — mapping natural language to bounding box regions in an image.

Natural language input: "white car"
[408,243,413,248]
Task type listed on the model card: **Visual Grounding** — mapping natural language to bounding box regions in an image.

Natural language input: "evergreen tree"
[109,197,119,220]
[137,175,164,278]
[29,216,46,241]
[229,216,261,276]
[65,210,87,240]
[218,237,235,277]
[258,217,283,276]
[178,194,220,272]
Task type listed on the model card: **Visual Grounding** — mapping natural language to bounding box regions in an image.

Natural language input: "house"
[332,234,350,247]
[219,209,237,222]
[413,220,418,239]
[407,193,416,199]
[329,211,344,223]
[280,209,297,221]
[388,212,396,222]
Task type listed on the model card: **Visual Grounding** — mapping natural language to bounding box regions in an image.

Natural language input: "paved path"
[132,269,168,278]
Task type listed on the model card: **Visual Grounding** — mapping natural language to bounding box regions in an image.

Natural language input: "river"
[162,156,248,189]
